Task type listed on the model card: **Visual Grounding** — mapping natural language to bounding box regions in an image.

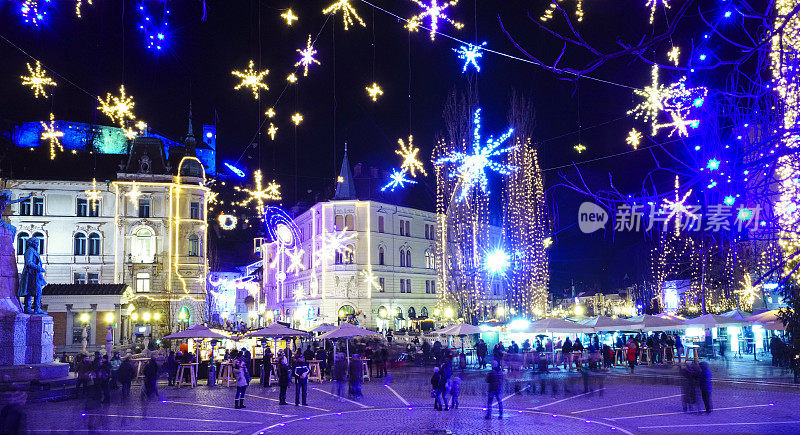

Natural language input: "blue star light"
[435,108,517,201]
[381,169,417,192]
[706,158,721,171]
[453,41,487,73]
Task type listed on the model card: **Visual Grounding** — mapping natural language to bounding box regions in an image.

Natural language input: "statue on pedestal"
[0,190,33,236]
[17,235,47,315]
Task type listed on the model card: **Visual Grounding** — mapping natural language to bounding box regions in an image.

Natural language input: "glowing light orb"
[485,249,510,275]
[218,214,238,230]
[281,9,298,25]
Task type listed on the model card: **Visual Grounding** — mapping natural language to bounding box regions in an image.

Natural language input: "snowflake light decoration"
[287,73,298,84]
[366,82,384,101]
[322,0,365,30]
[654,110,698,137]
[453,41,486,73]
[661,187,697,228]
[667,46,680,66]
[295,35,321,76]
[647,0,669,24]
[381,169,417,192]
[434,108,517,201]
[291,113,304,126]
[540,0,584,23]
[628,66,706,136]
[267,123,278,140]
[396,135,427,177]
[360,270,382,291]
[626,129,643,150]
[265,108,276,118]
[40,113,64,160]
[21,61,56,98]
[235,170,281,216]
[97,85,136,127]
[405,0,464,40]
[84,178,102,210]
[574,144,586,154]
[737,272,759,310]
[281,9,298,25]
[314,228,357,266]
[125,182,142,203]
[232,60,269,99]
[286,248,306,275]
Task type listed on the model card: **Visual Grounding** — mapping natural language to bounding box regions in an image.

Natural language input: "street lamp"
[444,307,454,319]
[142,311,151,322]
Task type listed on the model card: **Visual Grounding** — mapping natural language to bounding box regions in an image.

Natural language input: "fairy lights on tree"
[322,0,365,30]
[366,82,383,101]
[406,0,464,40]
[232,60,269,99]
[453,42,486,73]
[435,107,517,202]
[40,113,64,160]
[295,35,321,76]
[20,61,56,98]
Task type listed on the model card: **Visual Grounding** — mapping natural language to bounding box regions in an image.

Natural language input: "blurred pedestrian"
[293,356,309,406]
[277,351,290,405]
[485,361,503,419]
[142,356,159,402]
[626,338,637,374]
[117,357,134,403]
[450,375,461,409]
[165,351,178,386]
[680,363,697,412]
[349,354,363,399]
[477,339,488,369]
[431,367,443,410]
[233,360,248,409]
[98,355,111,404]
[333,353,347,401]
[698,361,712,413]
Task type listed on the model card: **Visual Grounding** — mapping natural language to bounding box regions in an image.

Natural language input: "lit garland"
[224,162,246,178]
[453,41,486,73]
[540,0,584,23]
[405,0,464,40]
[232,60,269,99]
[573,144,586,153]
[322,0,365,30]
[434,108,517,201]
[281,9,298,25]
[267,123,278,140]
[235,170,281,216]
[381,169,417,192]
[218,214,238,230]
[291,113,304,125]
[40,113,64,160]
[667,46,680,66]
[20,61,56,98]
[626,129,643,150]
[366,82,384,101]
[97,85,136,131]
[295,35,321,76]
[646,0,669,24]
[395,135,427,177]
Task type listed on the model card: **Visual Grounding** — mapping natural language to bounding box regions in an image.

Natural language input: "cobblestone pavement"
[26,366,800,435]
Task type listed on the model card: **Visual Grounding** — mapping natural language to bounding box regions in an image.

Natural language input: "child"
[450,376,461,409]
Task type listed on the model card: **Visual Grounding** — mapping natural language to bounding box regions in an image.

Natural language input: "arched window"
[378,247,385,265]
[32,232,45,253]
[345,245,355,264]
[408,307,416,319]
[344,214,354,230]
[334,215,344,230]
[335,250,343,264]
[425,249,434,268]
[16,232,29,255]
[187,234,199,256]
[88,233,101,256]
[132,228,154,263]
[405,250,411,268]
[421,307,429,318]
[399,249,406,267]
[73,233,87,255]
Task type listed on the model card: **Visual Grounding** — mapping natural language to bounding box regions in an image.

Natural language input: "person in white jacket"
[233,360,249,409]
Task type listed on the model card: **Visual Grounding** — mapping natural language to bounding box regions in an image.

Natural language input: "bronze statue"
[18,237,47,314]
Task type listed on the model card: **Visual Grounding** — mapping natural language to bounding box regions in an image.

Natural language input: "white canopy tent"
[579,315,645,332]
[630,314,687,331]
[682,313,745,328]
[318,323,381,362]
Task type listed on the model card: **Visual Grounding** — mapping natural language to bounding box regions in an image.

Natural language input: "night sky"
[0,1,689,294]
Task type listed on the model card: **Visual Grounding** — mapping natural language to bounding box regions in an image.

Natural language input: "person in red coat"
[626,339,638,374]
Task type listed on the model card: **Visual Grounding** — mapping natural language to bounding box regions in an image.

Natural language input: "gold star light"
[291,113,304,125]
[235,170,281,216]
[21,61,57,98]
[97,85,136,127]
[626,129,643,150]
[574,144,586,153]
[667,46,680,66]
[366,82,383,101]
[84,178,102,210]
[322,0,365,30]
[396,135,427,177]
[267,123,278,140]
[281,9,298,25]
[265,107,276,118]
[287,73,298,84]
[295,35,321,76]
[406,0,464,40]
[40,113,64,160]
[232,60,269,99]
[125,182,142,203]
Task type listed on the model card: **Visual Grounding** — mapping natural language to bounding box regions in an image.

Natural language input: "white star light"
[381,169,417,192]
[286,249,307,275]
[435,108,517,201]
[232,60,269,99]
[84,178,102,211]
[661,188,697,227]
[406,0,464,40]
[295,35,321,76]
[314,229,357,266]
[453,41,486,73]
[360,270,382,291]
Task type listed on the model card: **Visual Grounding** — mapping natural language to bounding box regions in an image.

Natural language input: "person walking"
[165,351,178,387]
[431,367,443,410]
[277,351,290,405]
[680,363,697,412]
[333,353,347,401]
[364,346,374,378]
[76,355,91,397]
[349,354,363,400]
[626,338,637,374]
[233,360,249,409]
[477,339,488,369]
[98,355,112,404]
[142,356,159,402]
[698,361,712,413]
[450,375,461,409]
[485,361,504,419]
[117,357,134,403]
[293,356,309,406]
[316,347,328,379]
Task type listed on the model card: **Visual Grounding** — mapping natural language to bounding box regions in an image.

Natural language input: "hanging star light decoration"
[322,0,365,30]
[287,73,298,84]
[281,9,298,25]
[21,61,56,98]
[366,82,383,101]
[21,0,45,26]
[405,0,464,40]
[626,129,643,150]
[40,113,64,160]
[97,85,136,128]
[654,110,698,137]
[125,182,142,203]
[540,0,584,22]
[295,35,321,76]
[360,270,382,291]
[453,41,487,72]
[381,169,417,192]
[627,65,706,136]
[235,170,281,216]
[434,107,517,201]
[286,249,307,275]
[232,60,269,99]
[265,107,276,118]
[667,46,680,66]
[573,144,586,153]
[314,228,357,265]
[267,123,278,140]
[291,112,304,125]
[661,188,697,226]
[396,135,427,177]
[737,272,759,310]
[647,0,669,24]
[84,178,102,210]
